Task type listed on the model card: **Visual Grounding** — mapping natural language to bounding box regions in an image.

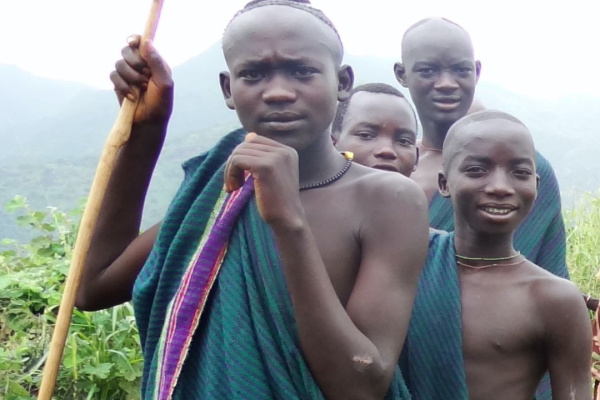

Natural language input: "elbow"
[328,356,393,400]
[75,284,96,311]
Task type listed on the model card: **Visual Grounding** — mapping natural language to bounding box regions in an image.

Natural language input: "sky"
[1,0,598,99]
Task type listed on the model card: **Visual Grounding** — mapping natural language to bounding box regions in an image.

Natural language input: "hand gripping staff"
[37,1,165,398]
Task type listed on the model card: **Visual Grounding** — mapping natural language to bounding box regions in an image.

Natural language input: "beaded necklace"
[299,152,353,191]
[456,256,526,270]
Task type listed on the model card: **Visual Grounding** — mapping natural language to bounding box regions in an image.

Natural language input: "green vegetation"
[1,192,599,398]
[565,191,600,296]
[0,197,142,400]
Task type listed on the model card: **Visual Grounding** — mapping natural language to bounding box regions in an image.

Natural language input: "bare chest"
[300,191,362,305]
[460,272,542,361]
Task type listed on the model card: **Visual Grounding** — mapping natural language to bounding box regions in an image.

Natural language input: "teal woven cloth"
[428,151,567,399]
[133,128,411,399]
[399,231,467,400]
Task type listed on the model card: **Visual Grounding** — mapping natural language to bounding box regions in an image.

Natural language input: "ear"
[337,65,354,101]
[394,62,408,88]
[413,147,420,171]
[438,171,451,198]
[475,60,482,84]
[219,71,235,110]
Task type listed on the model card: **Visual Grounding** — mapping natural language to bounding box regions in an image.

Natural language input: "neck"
[297,131,343,187]
[420,119,453,150]
[453,223,517,260]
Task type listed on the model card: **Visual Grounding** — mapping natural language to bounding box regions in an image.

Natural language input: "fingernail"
[245,132,257,142]
[126,35,136,45]
[126,93,136,102]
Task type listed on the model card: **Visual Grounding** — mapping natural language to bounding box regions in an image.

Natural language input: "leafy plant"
[565,191,600,297]
[0,196,142,399]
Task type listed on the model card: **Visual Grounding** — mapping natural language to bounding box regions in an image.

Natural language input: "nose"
[262,75,297,104]
[485,169,515,197]
[434,70,459,92]
[374,140,397,160]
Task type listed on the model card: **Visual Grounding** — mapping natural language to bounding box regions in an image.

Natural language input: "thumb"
[140,39,172,86]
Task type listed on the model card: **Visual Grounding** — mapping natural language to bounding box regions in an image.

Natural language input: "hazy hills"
[1,43,599,241]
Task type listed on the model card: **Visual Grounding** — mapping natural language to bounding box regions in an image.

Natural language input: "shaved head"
[223,0,344,64]
[401,18,474,64]
[442,110,534,172]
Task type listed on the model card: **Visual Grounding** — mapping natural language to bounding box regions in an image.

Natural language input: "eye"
[454,66,473,77]
[291,66,316,78]
[464,165,487,175]
[417,67,436,77]
[354,131,375,140]
[513,168,534,179]
[240,69,265,81]
[396,137,415,146]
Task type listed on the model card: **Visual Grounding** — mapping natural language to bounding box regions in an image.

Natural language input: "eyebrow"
[239,57,317,69]
[352,122,416,135]
[462,155,490,163]
[412,59,474,68]
[461,155,534,165]
[353,122,380,130]
[509,157,535,166]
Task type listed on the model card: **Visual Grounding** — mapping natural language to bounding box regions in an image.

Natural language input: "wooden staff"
[37,1,165,398]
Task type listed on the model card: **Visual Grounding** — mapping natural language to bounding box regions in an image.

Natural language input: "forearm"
[91,123,166,248]
[272,221,390,400]
[78,122,166,307]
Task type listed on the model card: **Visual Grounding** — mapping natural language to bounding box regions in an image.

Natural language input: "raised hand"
[110,35,174,126]
[225,133,305,229]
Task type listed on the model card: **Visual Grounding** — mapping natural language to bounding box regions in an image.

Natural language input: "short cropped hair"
[225,0,343,54]
[332,83,415,138]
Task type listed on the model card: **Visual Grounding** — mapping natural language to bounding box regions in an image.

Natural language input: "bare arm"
[226,136,429,399]
[76,37,173,311]
[542,280,592,400]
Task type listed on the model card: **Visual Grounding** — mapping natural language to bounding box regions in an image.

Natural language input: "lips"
[478,204,517,218]
[432,96,461,112]
[261,112,304,131]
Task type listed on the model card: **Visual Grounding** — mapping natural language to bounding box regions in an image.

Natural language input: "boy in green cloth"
[394,18,569,398]
[76,1,429,399]
[401,110,591,400]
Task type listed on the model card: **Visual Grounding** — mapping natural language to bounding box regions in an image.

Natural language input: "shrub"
[0,196,142,400]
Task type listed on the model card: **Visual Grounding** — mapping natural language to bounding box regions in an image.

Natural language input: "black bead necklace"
[299,152,353,191]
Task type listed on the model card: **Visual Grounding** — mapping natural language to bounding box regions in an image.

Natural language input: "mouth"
[432,96,461,112]
[261,112,304,131]
[478,204,517,218]
[372,164,400,173]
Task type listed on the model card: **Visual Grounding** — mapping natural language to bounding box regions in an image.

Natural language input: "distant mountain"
[1,43,599,241]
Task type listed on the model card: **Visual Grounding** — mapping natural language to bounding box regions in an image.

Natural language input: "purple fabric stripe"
[158,177,255,400]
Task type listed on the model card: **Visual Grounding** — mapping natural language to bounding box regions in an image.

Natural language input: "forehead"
[453,119,535,162]
[223,6,340,66]
[345,92,416,131]
[402,21,474,65]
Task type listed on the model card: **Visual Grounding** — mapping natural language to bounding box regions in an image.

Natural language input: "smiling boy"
[393,20,569,398]
[76,1,428,399]
[401,110,591,400]
[332,83,418,177]
[393,17,567,280]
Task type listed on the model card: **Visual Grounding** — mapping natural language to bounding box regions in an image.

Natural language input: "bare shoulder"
[526,261,587,323]
[345,163,428,218]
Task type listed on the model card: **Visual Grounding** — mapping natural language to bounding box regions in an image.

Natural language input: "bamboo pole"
[37,1,165,398]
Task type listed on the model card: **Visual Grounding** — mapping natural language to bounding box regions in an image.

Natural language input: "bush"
[565,191,600,297]
[0,196,142,399]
